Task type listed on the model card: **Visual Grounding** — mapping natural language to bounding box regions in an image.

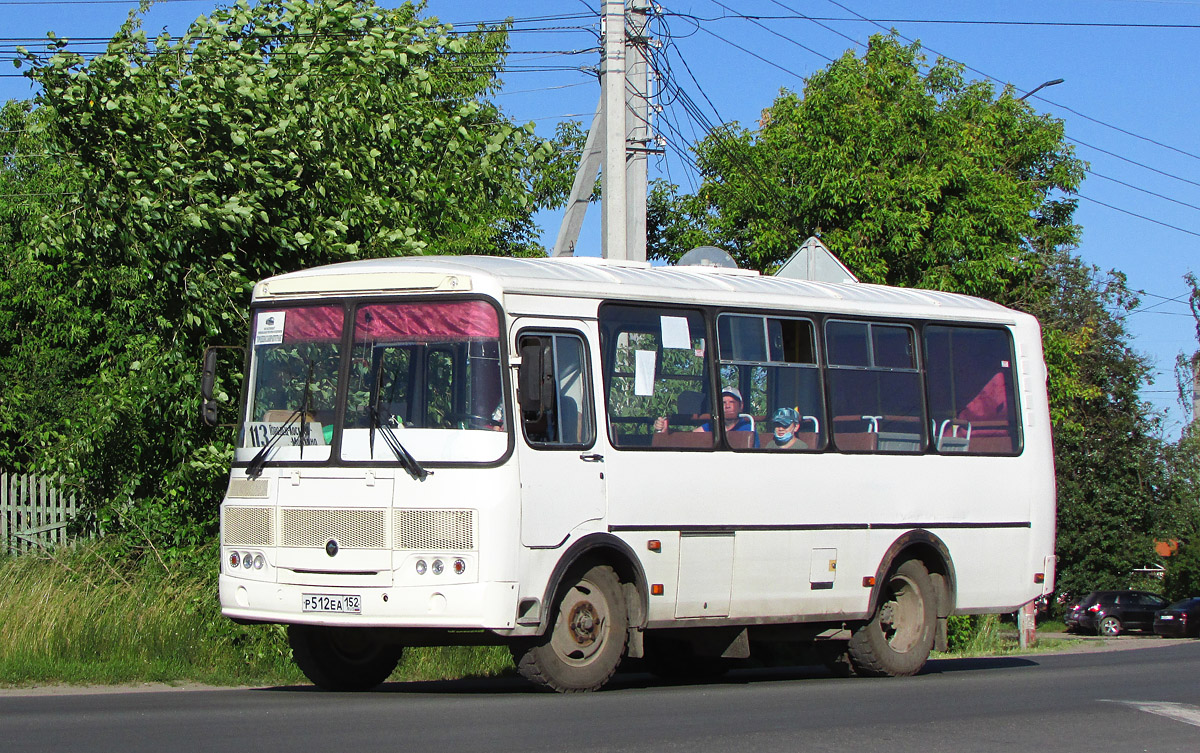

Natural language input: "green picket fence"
[1,471,81,554]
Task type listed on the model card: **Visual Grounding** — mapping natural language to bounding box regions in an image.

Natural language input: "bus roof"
[254,255,1026,324]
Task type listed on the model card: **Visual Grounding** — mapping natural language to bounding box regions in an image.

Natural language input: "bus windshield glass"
[237,299,507,466]
[240,304,344,463]
[340,299,506,463]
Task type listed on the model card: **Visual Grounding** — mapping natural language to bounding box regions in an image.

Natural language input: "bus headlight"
[431,559,444,575]
[415,559,427,575]
[253,554,266,570]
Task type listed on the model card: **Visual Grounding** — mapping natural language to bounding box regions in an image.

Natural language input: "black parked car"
[1153,597,1200,638]
[1064,590,1169,636]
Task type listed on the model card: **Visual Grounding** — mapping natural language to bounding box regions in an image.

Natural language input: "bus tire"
[288,625,401,691]
[513,564,627,692]
[847,559,937,677]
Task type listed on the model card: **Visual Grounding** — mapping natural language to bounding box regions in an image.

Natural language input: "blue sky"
[3,0,1197,436]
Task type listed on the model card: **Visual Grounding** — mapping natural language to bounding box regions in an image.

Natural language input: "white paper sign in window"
[660,316,692,350]
[255,311,286,345]
[634,349,657,396]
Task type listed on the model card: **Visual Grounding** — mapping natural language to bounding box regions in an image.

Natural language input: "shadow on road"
[253,655,1039,695]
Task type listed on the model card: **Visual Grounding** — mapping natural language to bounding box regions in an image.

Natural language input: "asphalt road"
[2,641,1198,753]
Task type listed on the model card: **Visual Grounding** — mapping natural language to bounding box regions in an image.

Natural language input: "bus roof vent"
[774,236,859,284]
[678,245,738,269]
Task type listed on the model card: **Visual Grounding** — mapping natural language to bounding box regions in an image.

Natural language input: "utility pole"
[552,0,654,261]
[600,0,627,261]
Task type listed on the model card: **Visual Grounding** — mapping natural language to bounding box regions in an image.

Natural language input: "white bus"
[206,254,1056,692]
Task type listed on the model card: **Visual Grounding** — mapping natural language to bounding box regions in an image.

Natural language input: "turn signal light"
[651,584,664,596]
[862,576,876,588]
[1034,573,1045,584]
[647,540,661,552]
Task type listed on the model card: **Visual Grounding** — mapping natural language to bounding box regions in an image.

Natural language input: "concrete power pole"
[552,0,653,261]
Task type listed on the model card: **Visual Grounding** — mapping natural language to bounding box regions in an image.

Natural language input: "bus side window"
[924,325,1019,455]
[517,332,594,448]
[826,320,925,453]
[600,304,711,449]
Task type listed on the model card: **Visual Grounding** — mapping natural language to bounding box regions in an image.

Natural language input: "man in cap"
[655,386,758,447]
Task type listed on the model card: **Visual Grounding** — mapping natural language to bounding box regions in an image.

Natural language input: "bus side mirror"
[201,346,244,427]
[517,342,552,414]
[201,348,219,426]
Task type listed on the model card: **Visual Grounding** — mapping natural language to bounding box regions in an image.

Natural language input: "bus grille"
[394,509,475,551]
[280,508,387,549]
[223,506,274,546]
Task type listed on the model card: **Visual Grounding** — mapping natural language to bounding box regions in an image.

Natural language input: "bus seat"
[726,430,757,449]
[969,435,1014,454]
[651,431,715,449]
[834,432,877,452]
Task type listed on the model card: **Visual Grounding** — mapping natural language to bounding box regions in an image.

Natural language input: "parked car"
[1153,597,1200,638]
[1064,590,1169,636]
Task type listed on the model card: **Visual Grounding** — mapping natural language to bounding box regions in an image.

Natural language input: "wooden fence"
[1,471,81,554]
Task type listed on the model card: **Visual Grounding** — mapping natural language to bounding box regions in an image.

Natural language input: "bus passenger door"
[514,327,606,547]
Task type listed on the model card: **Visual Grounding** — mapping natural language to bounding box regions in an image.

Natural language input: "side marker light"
[862,576,876,588]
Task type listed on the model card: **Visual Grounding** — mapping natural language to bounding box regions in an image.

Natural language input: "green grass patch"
[0,542,512,688]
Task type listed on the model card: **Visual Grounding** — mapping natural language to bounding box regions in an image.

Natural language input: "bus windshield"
[237,299,507,466]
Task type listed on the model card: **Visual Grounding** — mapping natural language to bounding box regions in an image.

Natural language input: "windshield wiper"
[246,360,313,478]
[371,406,430,482]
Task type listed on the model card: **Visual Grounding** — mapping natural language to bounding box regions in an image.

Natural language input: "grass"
[0,542,512,688]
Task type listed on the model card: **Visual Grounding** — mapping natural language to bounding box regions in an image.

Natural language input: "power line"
[1077,193,1200,237]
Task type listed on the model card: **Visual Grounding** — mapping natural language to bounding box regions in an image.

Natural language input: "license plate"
[302,594,362,613]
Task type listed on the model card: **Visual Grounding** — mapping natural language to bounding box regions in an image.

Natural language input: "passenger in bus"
[770,407,806,449]
[654,387,759,447]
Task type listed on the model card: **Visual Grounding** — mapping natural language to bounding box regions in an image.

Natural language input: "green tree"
[0,0,578,551]
[649,35,1084,302]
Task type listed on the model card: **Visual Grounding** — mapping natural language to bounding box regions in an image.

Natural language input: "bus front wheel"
[847,559,937,677]
[513,564,628,692]
[288,625,401,691]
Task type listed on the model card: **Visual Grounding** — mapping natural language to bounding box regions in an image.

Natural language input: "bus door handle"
[579,453,604,463]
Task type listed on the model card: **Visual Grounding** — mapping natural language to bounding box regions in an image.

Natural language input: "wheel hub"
[568,602,599,646]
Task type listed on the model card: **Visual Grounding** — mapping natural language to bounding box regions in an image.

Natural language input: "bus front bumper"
[219,574,520,630]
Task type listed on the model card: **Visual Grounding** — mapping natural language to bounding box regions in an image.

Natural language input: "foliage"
[648,35,1084,302]
[1163,535,1200,602]
[0,0,579,552]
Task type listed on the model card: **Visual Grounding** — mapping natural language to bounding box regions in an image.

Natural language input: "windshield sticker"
[660,315,691,350]
[255,311,286,345]
[634,349,656,396]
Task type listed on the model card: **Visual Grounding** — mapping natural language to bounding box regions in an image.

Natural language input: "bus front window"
[340,300,507,464]
[238,305,344,462]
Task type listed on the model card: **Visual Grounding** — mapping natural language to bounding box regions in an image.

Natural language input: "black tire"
[512,564,628,692]
[1098,615,1122,637]
[848,559,937,677]
[288,625,401,691]
[643,634,732,682]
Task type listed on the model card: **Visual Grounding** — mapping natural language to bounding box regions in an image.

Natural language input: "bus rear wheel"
[288,625,401,691]
[513,564,628,692]
[848,559,937,677]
